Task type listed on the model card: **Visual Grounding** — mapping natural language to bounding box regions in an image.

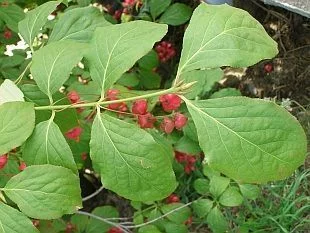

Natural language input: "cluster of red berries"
[106,89,128,113]
[160,113,188,134]
[155,41,176,63]
[131,93,185,129]
[108,227,123,233]
[175,151,196,174]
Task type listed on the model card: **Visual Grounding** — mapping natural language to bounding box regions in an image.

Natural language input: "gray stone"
[261,0,310,18]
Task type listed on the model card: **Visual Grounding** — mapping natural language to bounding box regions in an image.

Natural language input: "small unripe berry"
[132,99,148,115]
[0,154,8,169]
[174,113,188,130]
[159,94,181,112]
[160,117,175,134]
[138,112,156,128]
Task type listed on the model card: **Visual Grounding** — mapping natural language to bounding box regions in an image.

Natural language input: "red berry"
[67,90,80,104]
[113,9,123,20]
[264,63,273,73]
[65,127,82,142]
[186,156,196,164]
[184,163,195,174]
[138,112,156,128]
[106,89,120,100]
[160,117,175,134]
[108,227,123,233]
[108,102,122,110]
[175,151,187,163]
[118,102,128,112]
[19,162,27,171]
[3,29,12,39]
[159,94,181,112]
[174,113,188,130]
[132,99,148,115]
[166,194,180,203]
[0,154,8,169]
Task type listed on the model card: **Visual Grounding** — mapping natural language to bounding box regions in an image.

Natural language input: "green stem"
[14,61,32,85]
[34,86,182,111]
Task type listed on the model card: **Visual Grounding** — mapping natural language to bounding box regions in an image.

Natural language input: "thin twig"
[126,201,193,229]
[76,211,131,233]
[82,186,105,202]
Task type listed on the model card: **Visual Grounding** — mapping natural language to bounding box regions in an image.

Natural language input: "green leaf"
[117,72,139,87]
[177,4,278,76]
[193,178,210,195]
[209,175,230,198]
[2,165,82,219]
[158,3,192,26]
[90,113,176,201]
[174,136,201,154]
[31,41,87,98]
[0,102,35,155]
[182,118,198,142]
[0,79,24,104]
[21,84,79,133]
[181,69,223,99]
[138,50,159,70]
[48,6,110,43]
[86,21,167,96]
[71,214,89,233]
[139,225,162,233]
[139,69,161,89]
[192,199,213,218]
[18,1,60,50]
[149,0,171,20]
[0,158,19,188]
[22,120,77,173]
[86,206,119,233]
[0,4,25,32]
[219,186,243,207]
[210,88,241,98]
[184,97,307,183]
[161,203,191,224]
[77,0,91,7]
[238,184,260,200]
[0,202,39,233]
[203,164,220,179]
[206,207,228,233]
[164,222,188,233]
